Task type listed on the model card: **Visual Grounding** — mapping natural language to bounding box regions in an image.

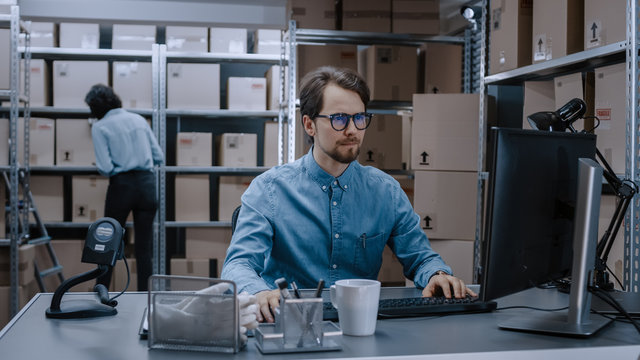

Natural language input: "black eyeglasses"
[315,112,373,131]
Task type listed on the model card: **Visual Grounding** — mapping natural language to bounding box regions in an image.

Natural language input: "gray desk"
[1,287,639,359]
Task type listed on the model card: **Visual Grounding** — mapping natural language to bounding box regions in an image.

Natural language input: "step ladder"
[2,169,64,291]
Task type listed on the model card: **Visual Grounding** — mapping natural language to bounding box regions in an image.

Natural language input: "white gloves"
[152,282,259,347]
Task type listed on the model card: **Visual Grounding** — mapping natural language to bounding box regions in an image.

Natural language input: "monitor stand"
[499,158,613,337]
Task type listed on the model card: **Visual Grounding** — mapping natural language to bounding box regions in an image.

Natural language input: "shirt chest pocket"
[354,232,386,278]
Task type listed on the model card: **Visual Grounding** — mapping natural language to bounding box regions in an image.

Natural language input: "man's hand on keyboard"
[422,272,477,299]
[255,289,281,323]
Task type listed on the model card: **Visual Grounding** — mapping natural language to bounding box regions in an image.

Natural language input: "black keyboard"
[323,296,497,321]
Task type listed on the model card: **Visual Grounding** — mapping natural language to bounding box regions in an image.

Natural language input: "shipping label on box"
[413,171,477,241]
[595,63,626,174]
[411,94,481,171]
[112,24,156,50]
[59,23,99,49]
[227,77,267,111]
[113,61,152,109]
[166,26,208,52]
[218,176,254,221]
[18,117,55,166]
[209,28,247,54]
[53,61,109,108]
[167,63,220,110]
[585,0,626,49]
[522,80,555,128]
[176,132,212,166]
[358,114,404,170]
[217,133,257,167]
[175,174,210,222]
[72,176,108,222]
[56,119,96,166]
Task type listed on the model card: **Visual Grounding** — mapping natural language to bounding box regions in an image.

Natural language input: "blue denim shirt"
[91,108,164,176]
[221,148,452,294]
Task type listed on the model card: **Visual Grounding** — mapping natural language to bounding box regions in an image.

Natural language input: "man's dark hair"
[299,66,370,124]
[84,84,122,119]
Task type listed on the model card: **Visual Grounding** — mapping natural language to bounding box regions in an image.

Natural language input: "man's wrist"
[434,270,449,277]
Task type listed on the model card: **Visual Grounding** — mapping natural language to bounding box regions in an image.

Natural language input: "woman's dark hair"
[299,66,370,123]
[84,84,122,119]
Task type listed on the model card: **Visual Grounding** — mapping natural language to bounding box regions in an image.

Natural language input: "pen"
[275,277,291,299]
[291,281,302,298]
[314,279,325,298]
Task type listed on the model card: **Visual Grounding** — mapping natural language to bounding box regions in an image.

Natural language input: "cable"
[496,305,568,312]
[605,263,625,290]
[107,256,131,305]
[582,115,601,133]
[589,286,640,334]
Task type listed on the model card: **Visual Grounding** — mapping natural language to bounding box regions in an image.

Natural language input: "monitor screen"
[480,128,597,302]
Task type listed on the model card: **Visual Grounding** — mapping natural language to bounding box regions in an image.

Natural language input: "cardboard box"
[217,133,257,167]
[489,0,533,74]
[0,244,36,286]
[59,23,99,49]
[522,80,555,129]
[413,170,477,241]
[0,29,9,89]
[392,0,439,35]
[595,63,626,174]
[288,0,336,30]
[209,27,247,54]
[35,239,95,292]
[111,258,137,292]
[55,119,95,166]
[218,176,253,221]
[255,29,281,55]
[176,132,212,166]
[167,63,220,110]
[0,281,39,328]
[175,175,210,222]
[19,21,55,47]
[298,44,358,81]
[266,65,287,110]
[227,77,266,111]
[185,227,232,276]
[112,24,156,50]
[554,72,585,132]
[585,0,626,49]
[358,45,418,101]
[358,114,404,170]
[113,61,152,109]
[429,239,474,284]
[532,0,584,63]
[71,176,108,223]
[377,246,405,285]
[411,94,481,171]
[24,176,64,222]
[170,258,219,278]
[422,42,462,94]
[17,117,55,166]
[394,174,414,206]
[264,121,280,167]
[0,119,7,165]
[52,61,109,108]
[343,0,391,32]
[20,59,49,107]
[166,26,207,52]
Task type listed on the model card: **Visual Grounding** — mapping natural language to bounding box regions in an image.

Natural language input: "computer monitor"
[480,128,596,302]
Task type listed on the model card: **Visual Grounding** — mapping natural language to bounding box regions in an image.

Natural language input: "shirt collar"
[302,146,356,193]
[102,108,124,119]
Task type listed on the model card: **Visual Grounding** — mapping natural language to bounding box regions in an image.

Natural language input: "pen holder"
[282,297,323,348]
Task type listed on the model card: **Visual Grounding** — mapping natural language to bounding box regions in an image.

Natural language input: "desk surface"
[1,287,639,359]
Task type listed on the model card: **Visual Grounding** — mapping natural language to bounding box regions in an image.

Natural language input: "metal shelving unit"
[475,1,640,292]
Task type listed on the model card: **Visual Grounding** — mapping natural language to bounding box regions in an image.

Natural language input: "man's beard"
[327,141,360,164]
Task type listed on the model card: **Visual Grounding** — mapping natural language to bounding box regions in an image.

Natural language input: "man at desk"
[222,66,475,323]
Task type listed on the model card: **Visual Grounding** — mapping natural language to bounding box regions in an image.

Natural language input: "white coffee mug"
[330,279,381,336]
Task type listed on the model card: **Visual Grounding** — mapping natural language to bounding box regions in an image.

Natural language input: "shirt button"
[333,201,337,206]
[334,233,339,238]
[334,181,337,185]
[322,185,326,190]
[332,264,337,269]
[344,184,348,189]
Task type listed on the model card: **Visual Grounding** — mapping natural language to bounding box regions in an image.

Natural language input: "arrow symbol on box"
[537,38,543,52]
[591,22,598,39]
[420,151,429,165]
[423,216,433,230]
[367,150,374,162]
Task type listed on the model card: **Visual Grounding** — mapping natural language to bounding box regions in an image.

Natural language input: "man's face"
[305,83,366,165]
